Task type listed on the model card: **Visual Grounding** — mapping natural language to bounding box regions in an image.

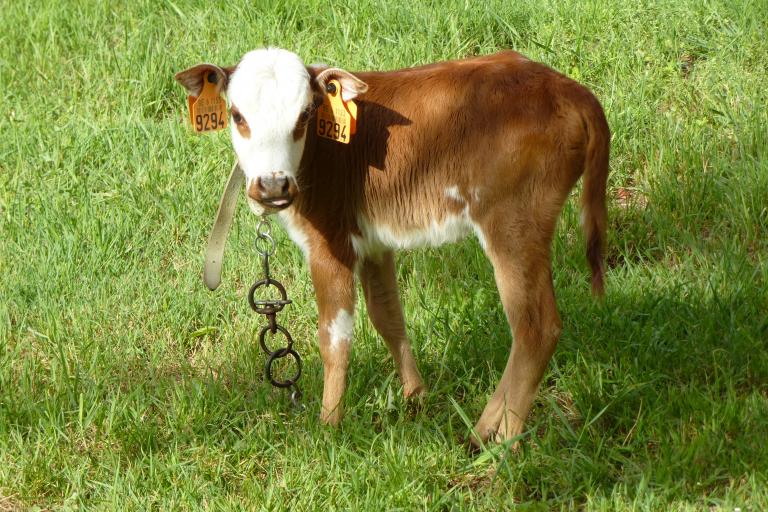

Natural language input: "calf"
[175,48,609,445]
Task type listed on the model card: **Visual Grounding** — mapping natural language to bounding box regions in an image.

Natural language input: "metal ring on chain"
[265,347,302,388]
[248,216,304,403]
[290,388,304,409]
[248,279,291,314]
[258,323,294,355]
[257,218,273,237]
[254,232,276,257]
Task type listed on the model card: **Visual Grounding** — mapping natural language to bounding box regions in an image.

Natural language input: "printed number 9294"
[195,112,225,132]
[318,118,347,141]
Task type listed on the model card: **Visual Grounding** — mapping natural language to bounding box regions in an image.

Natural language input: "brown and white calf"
[176,48,609,445]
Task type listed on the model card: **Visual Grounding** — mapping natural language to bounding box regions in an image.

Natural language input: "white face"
[227,49,313,213]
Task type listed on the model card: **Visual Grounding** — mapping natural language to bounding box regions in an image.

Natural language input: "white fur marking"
[328,309,354,350]
[351,211,473,259]
[471,223,488,251]
[444,186,464,202]
[227,48,312,182]
[278,208,311,258]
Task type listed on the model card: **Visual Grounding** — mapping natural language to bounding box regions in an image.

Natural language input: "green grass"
[1,0,767,509]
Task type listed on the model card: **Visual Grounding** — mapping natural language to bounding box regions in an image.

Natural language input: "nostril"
[253,175,293,203]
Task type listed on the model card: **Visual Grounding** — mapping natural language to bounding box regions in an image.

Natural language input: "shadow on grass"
[336,240,767,503]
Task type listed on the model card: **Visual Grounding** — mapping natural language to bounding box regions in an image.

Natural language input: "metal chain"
[248,217,304,410]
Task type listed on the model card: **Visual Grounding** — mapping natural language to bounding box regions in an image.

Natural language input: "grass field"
[2,0,767,509]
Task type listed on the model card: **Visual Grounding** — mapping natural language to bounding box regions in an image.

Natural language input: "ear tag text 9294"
[187,72,228,133]
[317,79,357,144]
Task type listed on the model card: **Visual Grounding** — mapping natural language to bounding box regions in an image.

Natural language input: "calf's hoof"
[320,407,343,427]
[404,381,426,399]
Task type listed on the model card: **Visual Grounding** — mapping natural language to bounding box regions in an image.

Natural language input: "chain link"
[249,216,304,410]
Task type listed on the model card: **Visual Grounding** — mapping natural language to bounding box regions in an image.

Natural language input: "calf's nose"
[247,173,297,210]
[257,174,290,198]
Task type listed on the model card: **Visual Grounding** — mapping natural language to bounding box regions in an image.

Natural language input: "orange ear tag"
[187,73,228,133]
[316,79,358,144]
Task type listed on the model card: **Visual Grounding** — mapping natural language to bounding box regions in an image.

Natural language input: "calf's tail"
[580,102,610,296]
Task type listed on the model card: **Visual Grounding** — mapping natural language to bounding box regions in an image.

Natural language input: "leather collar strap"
[203,161,245,290]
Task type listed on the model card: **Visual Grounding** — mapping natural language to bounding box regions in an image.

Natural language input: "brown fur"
[230,105,251,139]
[290,51,610,442]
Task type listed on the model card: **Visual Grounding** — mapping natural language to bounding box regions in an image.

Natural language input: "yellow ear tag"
[187,72,228,133]
[317,79,357,144]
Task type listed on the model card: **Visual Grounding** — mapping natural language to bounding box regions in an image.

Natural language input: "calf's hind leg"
[472,231,562,445]
[360,252,425,398]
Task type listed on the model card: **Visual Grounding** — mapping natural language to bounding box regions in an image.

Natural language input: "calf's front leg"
[309,245,356,426]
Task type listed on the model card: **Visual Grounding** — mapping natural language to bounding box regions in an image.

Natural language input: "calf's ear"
[174,63,235,96]
[313,67,368,102]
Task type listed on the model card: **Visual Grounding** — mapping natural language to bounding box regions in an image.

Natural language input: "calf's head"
[175,48,368,214]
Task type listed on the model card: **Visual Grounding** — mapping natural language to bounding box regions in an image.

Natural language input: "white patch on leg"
[327,309,354,350]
